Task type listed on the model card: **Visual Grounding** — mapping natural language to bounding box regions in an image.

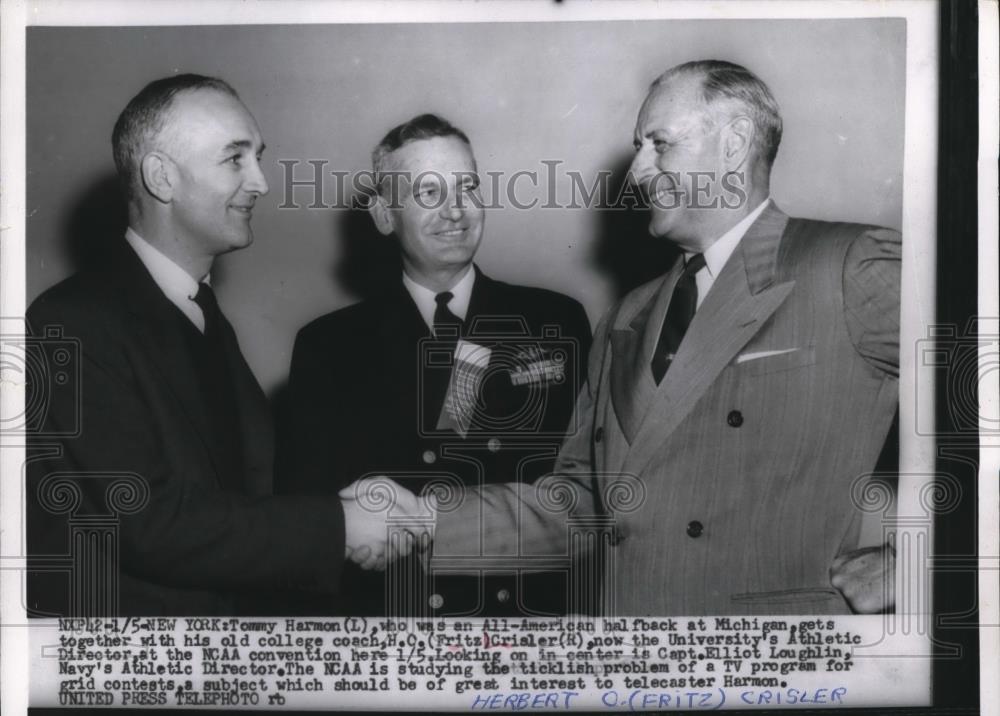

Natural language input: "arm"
[843,226,901,376]
[431,307,611,563]
[279,320,417,568]
[832,226,902,612]
[275,325,345,495]
[432,389,598,560]
[28,304,345,593]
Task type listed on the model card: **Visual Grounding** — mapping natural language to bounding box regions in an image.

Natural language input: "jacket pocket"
[730,587,842,605]
[733,345,817,376]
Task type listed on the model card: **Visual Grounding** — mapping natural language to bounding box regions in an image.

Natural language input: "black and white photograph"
[0,0,993,714]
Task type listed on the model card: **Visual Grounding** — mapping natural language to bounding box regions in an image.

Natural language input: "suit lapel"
[109,245,229,486]
[464,266,494,325]
[464,269,513,433]
[609,273,674,444]
[217,314,273,496]
[621,203,795,476]
[377,283,436,433]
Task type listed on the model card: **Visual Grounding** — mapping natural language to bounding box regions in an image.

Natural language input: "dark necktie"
[193,282,222,338]
[190,282,244,488]
[650,253,706,384]
[433,291,463,342]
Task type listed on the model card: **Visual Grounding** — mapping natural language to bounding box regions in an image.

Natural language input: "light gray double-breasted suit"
[433,203,900,615]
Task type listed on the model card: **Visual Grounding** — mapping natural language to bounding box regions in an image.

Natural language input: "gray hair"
[653,60,783,167]
[112,73,239,202]
[371,113,472,195]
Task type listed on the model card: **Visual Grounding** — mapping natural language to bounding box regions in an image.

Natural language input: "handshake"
[339,477,438,571]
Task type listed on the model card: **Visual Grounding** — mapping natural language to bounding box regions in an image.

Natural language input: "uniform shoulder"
[483,275,585,317]
[294,297,381,348]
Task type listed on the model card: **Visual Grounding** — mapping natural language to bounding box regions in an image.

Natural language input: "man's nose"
[627,147,652,187]
[245,160,270,196]
[439,190,464,219]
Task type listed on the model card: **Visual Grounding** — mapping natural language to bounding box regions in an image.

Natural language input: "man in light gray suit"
[410,60,900,616]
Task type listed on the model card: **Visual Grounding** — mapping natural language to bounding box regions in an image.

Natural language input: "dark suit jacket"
[26,242,345,616]
[434,204,901,615]
[277,266,592,617]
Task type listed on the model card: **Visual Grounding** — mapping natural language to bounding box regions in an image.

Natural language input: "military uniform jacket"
[277,266,592,616]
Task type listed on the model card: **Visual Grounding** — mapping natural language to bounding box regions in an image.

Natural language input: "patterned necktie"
[650,253,706,384]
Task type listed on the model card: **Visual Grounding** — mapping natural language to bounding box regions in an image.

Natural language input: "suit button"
[686,521,704,538]
[487,438,501,453]
[727,410,744,427]
[594,427,604,443]
[422,450,436,464]
[495,589,510,604]
[428,593,444,609]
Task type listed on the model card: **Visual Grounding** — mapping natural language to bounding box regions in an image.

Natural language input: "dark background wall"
[26,19,905,392]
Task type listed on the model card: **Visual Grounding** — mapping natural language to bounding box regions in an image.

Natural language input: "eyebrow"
[634,129,665,145]
[222,139,266,154]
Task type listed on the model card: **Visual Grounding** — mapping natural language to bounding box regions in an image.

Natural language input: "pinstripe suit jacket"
[432,203,901,615]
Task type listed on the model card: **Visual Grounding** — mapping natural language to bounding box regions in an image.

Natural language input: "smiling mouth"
[230,205,254,216]
[435,228,466,237]
[644,178,683,209]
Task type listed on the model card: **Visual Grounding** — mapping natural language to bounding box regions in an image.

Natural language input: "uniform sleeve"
[843,227,902,377]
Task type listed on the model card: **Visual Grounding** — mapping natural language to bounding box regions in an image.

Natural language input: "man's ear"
[139,151,175,204]
[368,194,395,237]
[722,116,754,172]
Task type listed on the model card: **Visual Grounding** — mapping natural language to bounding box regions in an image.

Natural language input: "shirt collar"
[402,264,475,330]
[691,197,771,278]
[125,228,208,331]
[125,227,206,296]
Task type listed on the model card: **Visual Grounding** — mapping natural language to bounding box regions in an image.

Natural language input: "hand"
[341,497,396,570]
[409,488,438,556]
[830,543,895,613]
[339,477,427,570]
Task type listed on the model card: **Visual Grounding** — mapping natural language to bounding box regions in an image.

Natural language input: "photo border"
[1,1,993,715]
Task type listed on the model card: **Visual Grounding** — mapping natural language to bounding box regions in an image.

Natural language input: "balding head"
[629,60,779,249]
[112,74,240,204]
[650,60,782,170]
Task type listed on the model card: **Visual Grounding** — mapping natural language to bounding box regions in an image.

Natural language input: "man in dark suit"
[278,114,592,617]
[26,74,407,617]
[428,61,900,615]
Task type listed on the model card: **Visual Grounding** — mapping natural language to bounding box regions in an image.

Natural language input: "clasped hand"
[340,477,436,570]
[830,542,895,613]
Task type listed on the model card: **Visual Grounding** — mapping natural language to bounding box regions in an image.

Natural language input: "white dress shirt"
[402,265,475,332]
[690,197,771,308]
[124,227,208,333]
